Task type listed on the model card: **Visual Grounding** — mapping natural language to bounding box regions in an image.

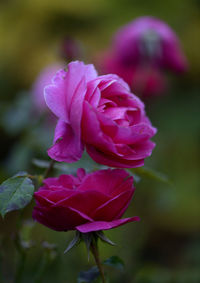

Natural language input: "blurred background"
[0,0,200,282]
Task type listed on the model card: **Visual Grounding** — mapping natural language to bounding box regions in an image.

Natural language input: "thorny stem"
[43,159,55,179]
[90,239,106,283]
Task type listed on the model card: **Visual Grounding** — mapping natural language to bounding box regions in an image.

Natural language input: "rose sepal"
[64,230,115,256]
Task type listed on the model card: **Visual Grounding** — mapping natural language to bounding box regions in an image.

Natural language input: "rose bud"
[44,61,157,168]
[33,168,139,233]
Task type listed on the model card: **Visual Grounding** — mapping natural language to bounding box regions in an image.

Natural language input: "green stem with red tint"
[90,238,106,283]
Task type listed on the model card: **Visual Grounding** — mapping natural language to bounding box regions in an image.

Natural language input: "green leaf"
[64,231,80,254]
[0,173,34,218]
[103,256,125,271]
[32,158,51,169]
[78,266,99,283]
[129,167,172,185]
[13,171,28,177]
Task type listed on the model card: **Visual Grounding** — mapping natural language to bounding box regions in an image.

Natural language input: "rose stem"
[90,239,106,283]
[43,159,55,179]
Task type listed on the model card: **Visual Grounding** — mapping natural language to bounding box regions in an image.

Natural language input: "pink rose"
[45,61,156,168]
[33,168,139,232]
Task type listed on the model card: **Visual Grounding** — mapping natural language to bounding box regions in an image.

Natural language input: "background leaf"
[129,167,172,185]
[103,256,125,271]
[0,173,34,218]
[78,266,99,283]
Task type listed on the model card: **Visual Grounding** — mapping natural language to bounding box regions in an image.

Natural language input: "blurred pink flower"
[44,61,157,168]
[131,66,167,98]
[102,54,166,98]
[112,16,188,72]
[99,16,187,98]
[33,168,139,232]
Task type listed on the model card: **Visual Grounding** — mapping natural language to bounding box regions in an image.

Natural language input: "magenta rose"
[44,61,156,168]
[33,168,139,233]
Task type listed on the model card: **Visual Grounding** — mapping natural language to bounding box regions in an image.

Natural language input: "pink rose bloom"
[33,168,139,232]
[45,61,156,168]
[112,16,188,73]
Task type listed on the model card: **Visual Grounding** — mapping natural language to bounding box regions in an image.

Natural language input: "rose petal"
[45,190,76,203]
[86,145,144,168]
[48,119,84,162]
[85,80,101,107]
[33,205,93,231]
[77,168,86,181]
[65,61,97,112]
[44,69,69,122]
[82,102,117,153]
[95,74,130,93]
[114,123,156,144]
[129,140,156,160]
[58,174,79,188]
[55,190,110,215]
[69,77,87,148]
[34,191,55,207]
[78,169,131,195]
[76,217,140,233]
[43,177,61,188]
[43,174,77,189]
[95,111,118,139]
[46,61,98,163]
[92,189,134,221]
